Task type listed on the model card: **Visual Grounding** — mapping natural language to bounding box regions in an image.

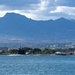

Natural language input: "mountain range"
[0,12,75,42]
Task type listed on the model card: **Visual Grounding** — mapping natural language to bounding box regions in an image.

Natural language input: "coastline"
[5,53,74,56]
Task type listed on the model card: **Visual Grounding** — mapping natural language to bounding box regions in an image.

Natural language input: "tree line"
[0,47,75,55]
[0,47,56,55]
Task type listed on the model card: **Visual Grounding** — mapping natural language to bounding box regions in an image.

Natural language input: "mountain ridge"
[0,12,75,41]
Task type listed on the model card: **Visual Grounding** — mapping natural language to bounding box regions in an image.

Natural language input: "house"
[55,50,75,55]
[55,52,61,55]
[55,51,67,55]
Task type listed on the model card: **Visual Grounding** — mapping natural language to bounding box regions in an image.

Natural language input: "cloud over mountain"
[0,0,75,20]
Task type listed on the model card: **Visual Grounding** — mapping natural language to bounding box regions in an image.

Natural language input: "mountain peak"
[2,12,34,22]
[56,17,68,21]
[4,12,26,18]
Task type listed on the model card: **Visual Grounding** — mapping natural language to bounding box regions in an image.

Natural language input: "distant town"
[0,42,75,55]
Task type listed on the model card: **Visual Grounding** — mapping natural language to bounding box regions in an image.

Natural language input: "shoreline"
[3,53,75,56]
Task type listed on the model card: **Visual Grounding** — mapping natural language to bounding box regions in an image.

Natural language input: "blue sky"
[0,0,75,20]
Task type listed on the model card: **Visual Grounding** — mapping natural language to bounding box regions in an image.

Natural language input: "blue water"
[0,55,75,75]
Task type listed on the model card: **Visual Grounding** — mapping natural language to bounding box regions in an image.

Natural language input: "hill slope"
[0,13,75,41]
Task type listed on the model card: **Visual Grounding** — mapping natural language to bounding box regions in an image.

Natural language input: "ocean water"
[0,55,75,75]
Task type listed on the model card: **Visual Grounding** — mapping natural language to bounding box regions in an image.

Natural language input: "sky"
[0,0,75,20]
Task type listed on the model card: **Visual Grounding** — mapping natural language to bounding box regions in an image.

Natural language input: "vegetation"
[32,48,42,54]
[8,49,18,54]
[43,48,56,54]
[0,47,75,55]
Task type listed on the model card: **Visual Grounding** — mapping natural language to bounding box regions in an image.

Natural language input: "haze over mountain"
[0,13,75,44]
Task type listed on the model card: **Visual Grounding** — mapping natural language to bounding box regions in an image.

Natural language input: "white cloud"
[18,0,55,20]
[0,5,8,17]
[0,0,55,20]
[0,5,7,10]
[0,10,20,17]
[0,11,6,17]
[38,0,49,10]
[0,0,75,20]
[19,0,75,20]
[55,0,59,2]
[50,6,75,19]
[50,6,75,16]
